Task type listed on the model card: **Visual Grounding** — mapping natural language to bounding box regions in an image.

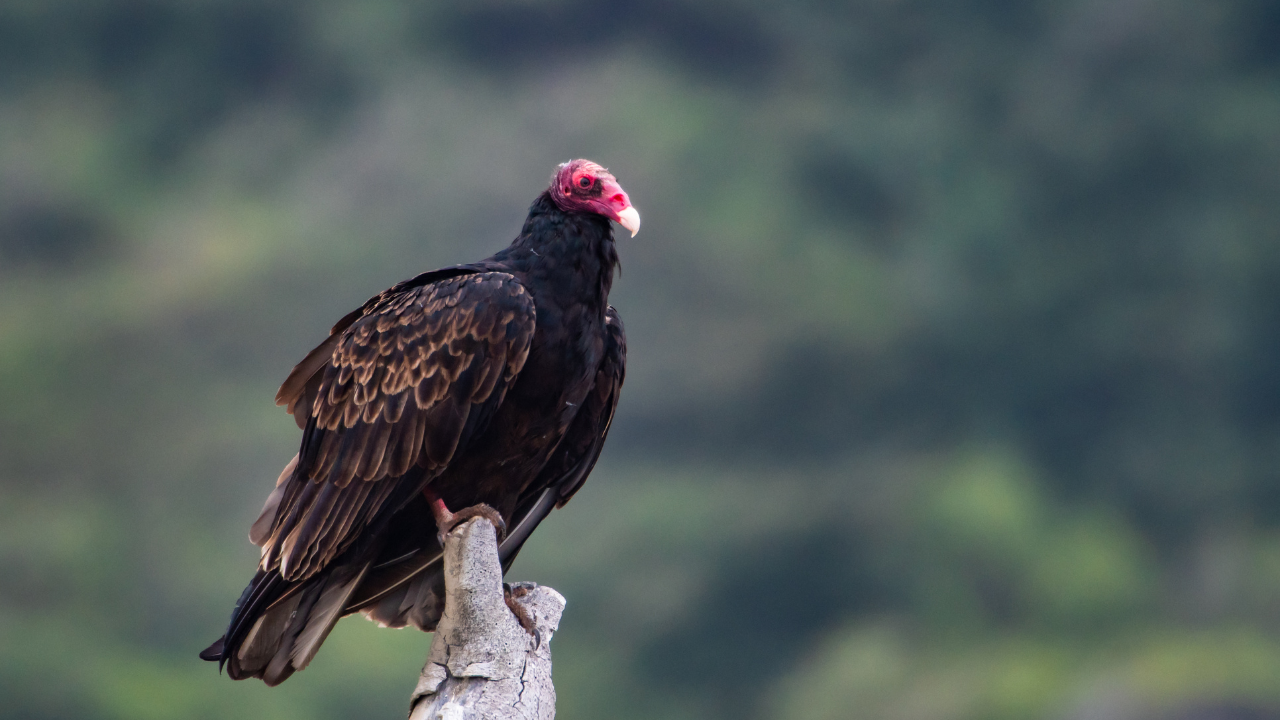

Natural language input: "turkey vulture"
[199,159,636,685]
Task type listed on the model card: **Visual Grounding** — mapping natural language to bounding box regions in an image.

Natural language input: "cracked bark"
[408,517,565,720]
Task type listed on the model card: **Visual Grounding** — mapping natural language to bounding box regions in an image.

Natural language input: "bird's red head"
[549,159,641,237]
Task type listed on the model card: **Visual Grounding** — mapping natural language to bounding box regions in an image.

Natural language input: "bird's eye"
[578,176,593,189]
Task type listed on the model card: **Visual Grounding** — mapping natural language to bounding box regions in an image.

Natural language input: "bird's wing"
[347,307,625,630]
[260,270,536,583]
[212,271,536,682]
[542,305,626,509]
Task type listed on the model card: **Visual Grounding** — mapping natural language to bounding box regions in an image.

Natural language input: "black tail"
[198,568,286,671]
[199,473,425,684]
[198,637,224,662]
[199,558,374,685]
[202,481,560,676]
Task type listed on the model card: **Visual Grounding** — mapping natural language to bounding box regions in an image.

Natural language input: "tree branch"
[408,517,565,720]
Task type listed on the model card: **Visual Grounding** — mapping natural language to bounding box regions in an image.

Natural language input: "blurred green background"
[2,1,1280,718]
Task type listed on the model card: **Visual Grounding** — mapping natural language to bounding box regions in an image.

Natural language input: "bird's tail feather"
[221,559,370,686]
[290,561,369,670]
[356,557,446,630]
[201,483,560,678]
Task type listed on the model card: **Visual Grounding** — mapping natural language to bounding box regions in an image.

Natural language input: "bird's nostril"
[612,194,625,203]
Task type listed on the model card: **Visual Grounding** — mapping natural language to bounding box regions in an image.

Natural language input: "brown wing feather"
[259,272,536,583]
[275,265,481,429]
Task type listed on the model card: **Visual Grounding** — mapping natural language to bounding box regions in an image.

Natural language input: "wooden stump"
[408,517,565,720]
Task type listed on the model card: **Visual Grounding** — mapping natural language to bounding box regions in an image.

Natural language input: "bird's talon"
[504,584,540,642]
[442,503,507,541]
[430,500,508,545]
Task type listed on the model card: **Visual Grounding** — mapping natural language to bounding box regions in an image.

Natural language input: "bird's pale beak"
[615,206,641,237]
[598,175,641,237]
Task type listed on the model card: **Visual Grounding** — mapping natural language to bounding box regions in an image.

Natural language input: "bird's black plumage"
[201,161,631,685]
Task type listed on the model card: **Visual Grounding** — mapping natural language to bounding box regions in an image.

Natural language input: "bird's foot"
[447,504,508,540]
[426,493,507,547]
[504,582,542,647]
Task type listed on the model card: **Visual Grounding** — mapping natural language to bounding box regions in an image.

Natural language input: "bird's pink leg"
[424,489,455,528]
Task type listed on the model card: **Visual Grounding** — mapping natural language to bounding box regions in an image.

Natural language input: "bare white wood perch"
[408,517,566,720]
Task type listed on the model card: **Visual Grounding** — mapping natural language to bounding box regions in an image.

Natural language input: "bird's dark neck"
[495,191,619,305]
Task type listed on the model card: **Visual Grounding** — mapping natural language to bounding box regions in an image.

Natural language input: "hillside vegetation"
[2,2,1279,718]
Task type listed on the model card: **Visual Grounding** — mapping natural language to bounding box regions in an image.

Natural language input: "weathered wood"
[408,517,565,720]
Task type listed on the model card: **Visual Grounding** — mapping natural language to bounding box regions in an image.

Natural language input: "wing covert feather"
[260,272,535,582]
